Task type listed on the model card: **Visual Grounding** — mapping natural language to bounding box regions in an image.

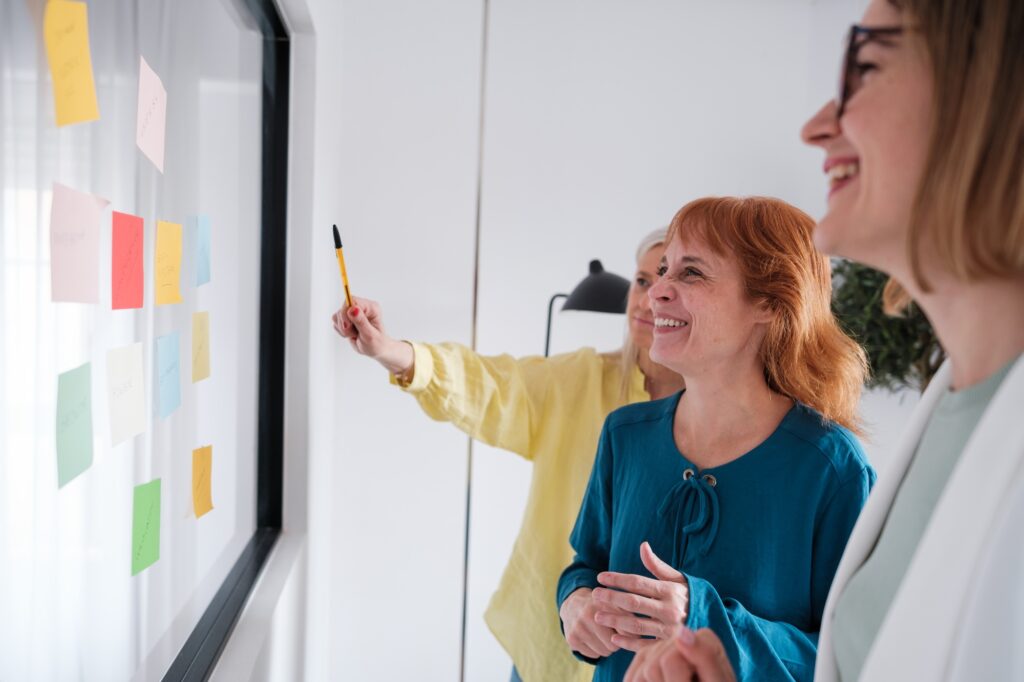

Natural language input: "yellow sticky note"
[192,311,210,382]
[192,445,213,518]
[155,221,183,305]
[43,1,100,127]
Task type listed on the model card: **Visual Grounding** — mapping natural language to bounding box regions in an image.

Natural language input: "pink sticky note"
[49,182,108,303]
[112,211,143,309]
[136,56,167,173]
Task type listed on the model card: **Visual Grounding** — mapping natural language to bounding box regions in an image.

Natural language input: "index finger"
[598,571,670,599]
[676,628,736,682]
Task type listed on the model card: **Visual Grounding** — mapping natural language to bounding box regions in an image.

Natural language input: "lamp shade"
[562,259,630,314]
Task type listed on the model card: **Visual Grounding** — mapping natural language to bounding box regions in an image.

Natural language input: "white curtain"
[0,1,263,679]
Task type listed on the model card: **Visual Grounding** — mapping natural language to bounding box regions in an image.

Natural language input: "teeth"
[654,318,688,328]
[828,162,859,181]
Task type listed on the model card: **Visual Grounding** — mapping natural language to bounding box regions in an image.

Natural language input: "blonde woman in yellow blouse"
[332,229,683,682]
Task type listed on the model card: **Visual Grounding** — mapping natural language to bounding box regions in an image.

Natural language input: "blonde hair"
[668,197,868,434]
[884,0,1024,313]
[620,227,668,399]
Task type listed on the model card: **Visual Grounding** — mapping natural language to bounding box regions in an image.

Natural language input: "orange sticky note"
[192,445,213,518]
[155,220,183,305]
[112,212,143,309]
[43,0,100,127]
[191,311,210,382]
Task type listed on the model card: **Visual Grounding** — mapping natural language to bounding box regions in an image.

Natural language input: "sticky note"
[112,211,143,309]
[192,312,210,383]
[195,215,211,287]
[136,56,167,173]
[43,0,100,127]
[155,220,183,305]
[131,479,161,576]
[156,333,181,418]
[56,363,93,488]
[192,445,213,518]
[50,182,108,303]
[107,342,145,446]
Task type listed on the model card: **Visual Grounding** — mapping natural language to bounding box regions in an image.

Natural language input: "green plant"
[831,259,944,392]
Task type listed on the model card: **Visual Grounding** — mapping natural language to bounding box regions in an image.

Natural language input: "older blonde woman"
[333,229,683,682]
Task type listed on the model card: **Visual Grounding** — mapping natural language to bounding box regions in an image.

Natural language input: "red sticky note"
[112,211,143,309]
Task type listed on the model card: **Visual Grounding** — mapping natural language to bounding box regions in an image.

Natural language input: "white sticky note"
[49,182,108,303]
[107,342,146,446]
[136,56,167,173]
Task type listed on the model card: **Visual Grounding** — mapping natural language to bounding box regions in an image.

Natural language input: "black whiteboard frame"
[162,0,288,679]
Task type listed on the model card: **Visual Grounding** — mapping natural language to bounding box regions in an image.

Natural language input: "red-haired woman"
[557,197,874,681]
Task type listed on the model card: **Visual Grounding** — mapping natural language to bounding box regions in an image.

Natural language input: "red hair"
[668,197,867,434]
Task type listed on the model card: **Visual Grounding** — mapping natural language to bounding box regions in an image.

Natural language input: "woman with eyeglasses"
[557,196,875,682]
[624,0,1024,680]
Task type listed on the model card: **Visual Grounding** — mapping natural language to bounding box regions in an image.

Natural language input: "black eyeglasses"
[837,24,904,119]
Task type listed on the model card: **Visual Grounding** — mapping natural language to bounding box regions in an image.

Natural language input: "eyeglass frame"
[837,24,905,119]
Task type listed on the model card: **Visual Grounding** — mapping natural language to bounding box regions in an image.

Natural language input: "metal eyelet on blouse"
[702,474,717,487]
[683,468,695,480]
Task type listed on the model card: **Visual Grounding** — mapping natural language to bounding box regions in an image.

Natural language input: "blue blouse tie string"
[657,468,720,565]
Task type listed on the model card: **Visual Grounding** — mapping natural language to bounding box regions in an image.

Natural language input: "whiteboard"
[0,0,270,679]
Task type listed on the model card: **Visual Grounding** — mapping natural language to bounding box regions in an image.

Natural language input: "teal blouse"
[557,392,875,681]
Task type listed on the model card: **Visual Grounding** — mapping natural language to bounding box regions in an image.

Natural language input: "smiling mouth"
[654,317,688,329]
[825,159,860,195]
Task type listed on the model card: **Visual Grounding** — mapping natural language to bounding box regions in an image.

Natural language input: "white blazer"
[815,356,1024,682]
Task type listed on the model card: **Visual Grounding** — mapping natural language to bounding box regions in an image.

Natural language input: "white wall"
[309,1,486,680]
[220,0,923,680]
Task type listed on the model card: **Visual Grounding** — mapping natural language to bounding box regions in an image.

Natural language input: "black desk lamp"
[545,259,631,356]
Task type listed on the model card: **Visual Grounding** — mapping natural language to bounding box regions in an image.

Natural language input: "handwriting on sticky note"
[43,1,100,127]
[131,479,161,575]
[192,445,214,518]
[112,212,144,309]
[50,183,108,303]
[136,56,167,173]
[192,312,210,383]
[155,221,183,305]
[156,333,181,418]
[107,343,145,446]
[56,362,93,488]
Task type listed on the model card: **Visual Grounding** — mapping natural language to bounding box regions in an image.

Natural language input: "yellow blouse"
[392,341,647,682]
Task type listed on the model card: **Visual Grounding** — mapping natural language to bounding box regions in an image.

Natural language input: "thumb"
[640,541,684,582]
[348,306,378,340]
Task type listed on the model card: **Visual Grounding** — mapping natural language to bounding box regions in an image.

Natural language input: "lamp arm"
[544,293,569,357]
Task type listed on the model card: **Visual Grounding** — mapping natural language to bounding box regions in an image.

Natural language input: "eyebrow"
[659,255,709,268]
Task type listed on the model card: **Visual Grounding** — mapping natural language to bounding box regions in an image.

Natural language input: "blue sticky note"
[195,215,211,286]
[156,332,181,418]
[56,362,93,488]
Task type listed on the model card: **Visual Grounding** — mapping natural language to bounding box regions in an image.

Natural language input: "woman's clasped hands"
[593,542,690,651]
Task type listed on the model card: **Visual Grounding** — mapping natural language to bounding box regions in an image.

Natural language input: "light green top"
[832,357,1019,681]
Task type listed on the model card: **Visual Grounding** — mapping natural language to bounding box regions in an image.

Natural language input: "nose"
[648,277,673,303]
[800,99,840,148]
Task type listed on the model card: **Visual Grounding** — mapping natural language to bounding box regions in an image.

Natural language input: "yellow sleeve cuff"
[388,341,434,393]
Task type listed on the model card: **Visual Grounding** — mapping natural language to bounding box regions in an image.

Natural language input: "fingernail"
[678,627,696,645]
[351,307,360,316]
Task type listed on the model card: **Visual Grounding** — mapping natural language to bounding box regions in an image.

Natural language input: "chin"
[648,343,682,374]
[812,215,845,256]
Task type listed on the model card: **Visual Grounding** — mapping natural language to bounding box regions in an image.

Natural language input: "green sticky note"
[131,479,161,575]
[56,362,93,488]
